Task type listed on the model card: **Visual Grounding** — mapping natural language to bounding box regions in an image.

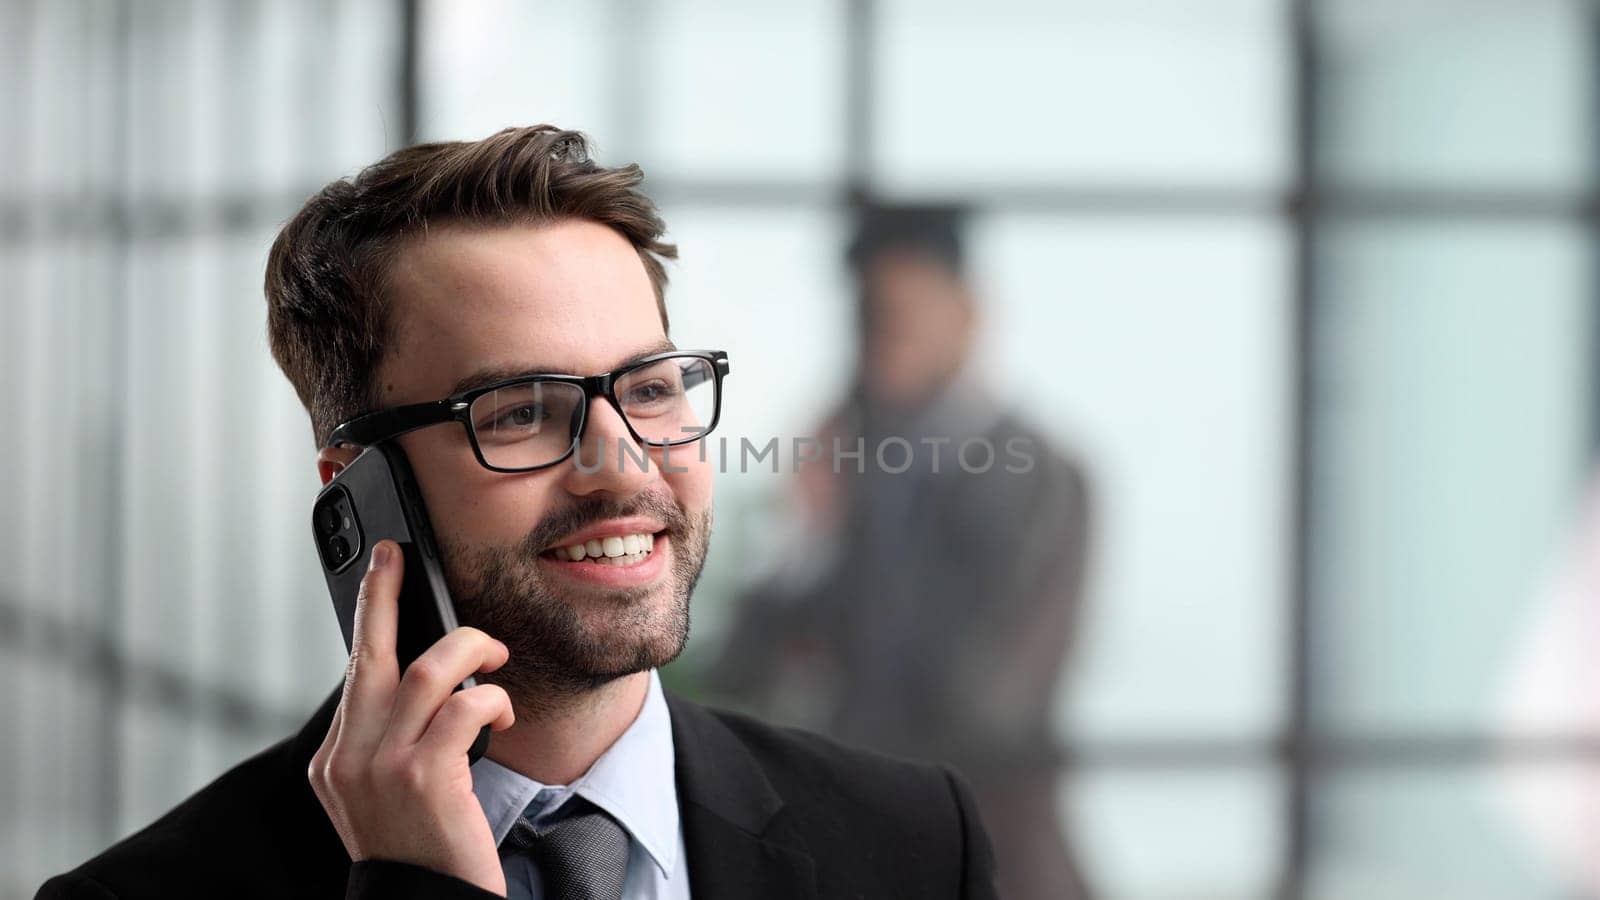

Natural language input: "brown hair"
[265,125,678,448]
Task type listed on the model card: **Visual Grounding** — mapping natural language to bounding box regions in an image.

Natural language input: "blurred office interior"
[5,0,1600,896]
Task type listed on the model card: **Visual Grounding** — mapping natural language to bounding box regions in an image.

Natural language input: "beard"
[436,488,710,714]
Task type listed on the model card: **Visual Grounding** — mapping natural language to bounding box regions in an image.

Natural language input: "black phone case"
[313,442,491,763]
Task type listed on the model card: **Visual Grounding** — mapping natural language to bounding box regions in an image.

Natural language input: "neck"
[481,670,651,785]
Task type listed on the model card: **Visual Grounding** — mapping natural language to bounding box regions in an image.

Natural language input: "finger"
[309,692,351,799]
[324,694,345,751]
[384,627,510,746]
[309,698,343,780]
[414,683,515,764]
[338,539,404,753]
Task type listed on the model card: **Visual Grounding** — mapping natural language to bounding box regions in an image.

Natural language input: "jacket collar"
[275,682,817,900]
[663,692,816,900]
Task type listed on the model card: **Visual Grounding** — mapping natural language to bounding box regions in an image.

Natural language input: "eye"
[485,403,549,432]
[625,380,681,407]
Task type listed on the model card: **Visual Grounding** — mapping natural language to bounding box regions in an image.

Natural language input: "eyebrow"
[445,338,679,396]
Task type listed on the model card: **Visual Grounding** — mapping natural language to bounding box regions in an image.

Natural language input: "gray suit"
[711,387,1093,900]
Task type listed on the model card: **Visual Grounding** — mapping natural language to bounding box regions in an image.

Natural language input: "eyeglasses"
[325,349,730,473]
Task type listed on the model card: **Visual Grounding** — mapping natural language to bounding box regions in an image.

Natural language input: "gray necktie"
[500,796,630,900]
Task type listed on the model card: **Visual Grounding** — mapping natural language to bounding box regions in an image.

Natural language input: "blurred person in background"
[709,204,1095,900]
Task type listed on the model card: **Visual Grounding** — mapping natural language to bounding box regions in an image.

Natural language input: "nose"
[558,395,656,497]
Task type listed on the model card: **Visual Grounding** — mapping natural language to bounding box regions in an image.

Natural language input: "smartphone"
[312,441,491,763]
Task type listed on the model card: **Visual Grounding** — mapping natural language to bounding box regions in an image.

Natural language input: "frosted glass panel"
[640,1,845,179]
[123,0,398,197]
[974,213,1292,741]
[1067,767,1283,898]
[3,4,396,894]
[876,0,1288,188]
[1309,767,1580,899]
[419,0,616,146]
[1312,223,1591,734]
[1320,0,1592,189]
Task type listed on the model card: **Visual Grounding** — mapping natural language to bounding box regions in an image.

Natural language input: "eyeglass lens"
[466,355,717,469]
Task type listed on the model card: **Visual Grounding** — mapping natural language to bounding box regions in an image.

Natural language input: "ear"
[317,445,363,486]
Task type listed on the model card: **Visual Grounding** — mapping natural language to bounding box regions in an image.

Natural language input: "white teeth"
[551,532,657,562]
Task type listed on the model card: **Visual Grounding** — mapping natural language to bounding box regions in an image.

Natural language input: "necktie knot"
[501,796,630,900]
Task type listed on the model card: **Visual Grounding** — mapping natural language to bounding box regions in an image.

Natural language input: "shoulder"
[35,691,349,899]
[34,872,118,900]
[976,412,1092,533]
[705,701,961,810]
[36,736,301,899]
[985,412,1088,486]
[668,695,996,896]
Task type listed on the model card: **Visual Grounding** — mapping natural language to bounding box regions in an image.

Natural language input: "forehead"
[376,219,666,403]
[863,248,959,292]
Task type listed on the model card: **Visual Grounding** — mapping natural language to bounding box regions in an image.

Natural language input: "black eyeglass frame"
[324,349,731,473]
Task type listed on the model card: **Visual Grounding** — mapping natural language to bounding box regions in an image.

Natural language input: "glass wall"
[0,0,399,894]
[1310,2,1597,896]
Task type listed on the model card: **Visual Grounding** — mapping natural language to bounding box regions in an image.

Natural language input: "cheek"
[659,446,714,510]
[458,475,570,550]
[401,430,560,547]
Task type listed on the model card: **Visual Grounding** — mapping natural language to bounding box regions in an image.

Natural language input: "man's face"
[370,219,712,709]
[859,249,974,411]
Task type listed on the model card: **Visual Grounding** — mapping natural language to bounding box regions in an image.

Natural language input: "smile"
[540,531,657,567]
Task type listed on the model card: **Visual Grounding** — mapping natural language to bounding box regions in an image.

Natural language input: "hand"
[308,539,516,896]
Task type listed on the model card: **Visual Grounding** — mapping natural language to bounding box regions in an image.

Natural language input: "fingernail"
[369,541,391,571]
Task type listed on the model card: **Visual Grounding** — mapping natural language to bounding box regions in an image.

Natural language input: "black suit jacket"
[36,682,999,899]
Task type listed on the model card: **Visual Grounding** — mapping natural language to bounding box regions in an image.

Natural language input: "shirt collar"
[469,669,681,880]
[907,354,1001,441]
[855,355,1002,450]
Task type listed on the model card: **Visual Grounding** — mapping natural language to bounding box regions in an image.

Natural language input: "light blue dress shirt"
[469,668,691,900]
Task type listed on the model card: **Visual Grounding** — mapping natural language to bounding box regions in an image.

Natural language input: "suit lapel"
[666,693,817,900]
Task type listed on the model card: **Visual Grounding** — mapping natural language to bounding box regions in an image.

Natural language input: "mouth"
[539,529,661,569]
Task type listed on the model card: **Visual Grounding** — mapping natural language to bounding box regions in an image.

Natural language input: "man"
[36,126,997,899]
[710,205,1092,900]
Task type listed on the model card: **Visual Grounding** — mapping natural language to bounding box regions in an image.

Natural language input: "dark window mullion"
[1281,0,1319,897]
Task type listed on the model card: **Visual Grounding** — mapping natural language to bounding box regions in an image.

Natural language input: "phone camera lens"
[328,535,350,564]
[317,503,341,536]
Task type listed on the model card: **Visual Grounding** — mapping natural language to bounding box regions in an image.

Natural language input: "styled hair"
[265,125,678,448]
[846,202,968,276]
